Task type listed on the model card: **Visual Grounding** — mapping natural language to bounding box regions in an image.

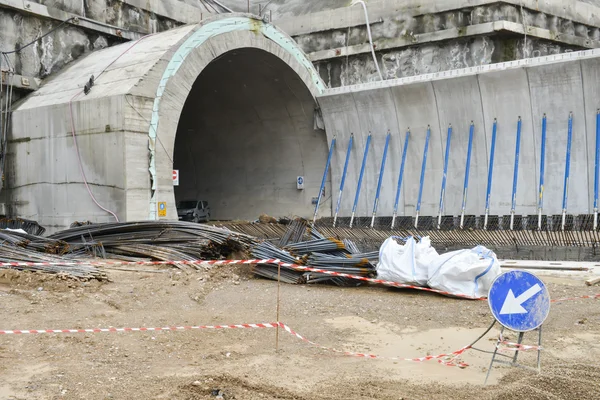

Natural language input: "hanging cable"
[1,18,76,54]
[350,0,383,81]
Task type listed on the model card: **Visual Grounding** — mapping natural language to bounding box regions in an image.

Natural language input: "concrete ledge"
[308,20,600,62]
[276,0,600,36]
[322,46,600,96]
[1,71,39,91]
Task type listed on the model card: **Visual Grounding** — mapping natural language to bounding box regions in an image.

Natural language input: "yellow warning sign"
[158,202,167,217]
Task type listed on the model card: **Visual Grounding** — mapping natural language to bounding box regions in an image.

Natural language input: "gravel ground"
[1,266,599,399]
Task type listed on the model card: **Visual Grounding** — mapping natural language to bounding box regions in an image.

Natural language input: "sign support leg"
[485,326,503,385]
[512,331,524,365]
[537,326,543,373]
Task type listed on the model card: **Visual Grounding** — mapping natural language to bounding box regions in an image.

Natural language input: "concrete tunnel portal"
[173,48,329,221]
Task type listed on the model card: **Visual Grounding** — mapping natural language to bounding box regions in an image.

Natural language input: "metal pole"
[460,122,475,229]
[333,134,353,227]
[484,118,498,230]
[537,326,543,373]
[538,114,547,231]
[371,132,391,228]
[561,112,573,231]
[350,134,371,228]
[510,117,522,231]
[391,129,410,229]
[437,124,452,230]
[415,126,431,229]
[275,261,281,352]
[595,110,600,230]
[312,137,336,225]
[247,0,250,13]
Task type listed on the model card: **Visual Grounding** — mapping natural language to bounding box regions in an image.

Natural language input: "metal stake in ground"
[276,261,281,352]
[485,270,551,384]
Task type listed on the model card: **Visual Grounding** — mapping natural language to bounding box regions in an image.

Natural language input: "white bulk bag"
[427,245,501,298]
[377,236,438,287]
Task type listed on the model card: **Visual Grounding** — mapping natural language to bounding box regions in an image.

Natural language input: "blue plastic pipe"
[437,124,453,229]
[510,117,522,230]
[415,126,431,228]
[371,132,391,228]
[312,136,336,224]
[561,112,573,230]
[484,119,498,230]
[350,134,372,228]
[333,134,353,227]
[391,129,410,229]
[538,114,547,230]
[594,110,600,231]
[460,122,475,229]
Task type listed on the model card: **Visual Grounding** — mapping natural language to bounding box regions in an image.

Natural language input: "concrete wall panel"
[432,77,488,217]
[580,58,600,214]
[351,88,399,217]
[528,63,588,215]
[319,93,363,217]
[478,68,538,216]
[390,83,443,218]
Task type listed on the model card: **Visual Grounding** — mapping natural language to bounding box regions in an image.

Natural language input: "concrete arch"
[9,15,329,232]
[144,15,327,220]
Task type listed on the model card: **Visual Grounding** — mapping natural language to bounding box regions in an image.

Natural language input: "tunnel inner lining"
[173,48,329,221]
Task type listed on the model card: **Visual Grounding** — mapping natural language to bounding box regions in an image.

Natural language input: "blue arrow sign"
[297,177,304,185]
[488,270,551,332]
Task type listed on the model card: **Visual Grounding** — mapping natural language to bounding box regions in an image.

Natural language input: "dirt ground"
[1,266,599,400]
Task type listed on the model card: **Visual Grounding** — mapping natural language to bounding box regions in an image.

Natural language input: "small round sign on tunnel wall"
[173,170,179,186]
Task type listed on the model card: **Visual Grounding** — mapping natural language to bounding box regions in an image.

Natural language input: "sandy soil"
[1,266,599,399]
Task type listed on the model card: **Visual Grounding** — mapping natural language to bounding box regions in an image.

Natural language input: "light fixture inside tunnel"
[172,47,330,222]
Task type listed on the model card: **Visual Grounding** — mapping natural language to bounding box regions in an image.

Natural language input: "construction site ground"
[1,266,599,400]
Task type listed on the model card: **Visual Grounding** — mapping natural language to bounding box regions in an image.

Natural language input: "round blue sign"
[159,203,165,210]
[488,270,551,332]
[297,177,304,185]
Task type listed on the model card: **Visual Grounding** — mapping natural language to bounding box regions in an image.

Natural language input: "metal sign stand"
[484,325,543,384]
[485,270,550,385]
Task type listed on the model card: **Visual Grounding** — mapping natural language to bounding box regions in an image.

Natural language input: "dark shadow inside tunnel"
[173,48,329,221]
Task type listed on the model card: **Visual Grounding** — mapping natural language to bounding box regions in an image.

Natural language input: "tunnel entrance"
[173,48,329,221]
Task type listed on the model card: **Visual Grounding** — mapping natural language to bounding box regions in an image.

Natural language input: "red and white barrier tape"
[0,321,469,367]
[497,334,542,352]
[279,262,484,300]
[0,322,279,335]
[279,323,469,367]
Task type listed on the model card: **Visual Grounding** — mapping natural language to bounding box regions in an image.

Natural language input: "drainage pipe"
[312,136,336,225]
[391,129,410,229]
[415,126,431,229]
[484,118,498,230]
[561,112,573,231]
[350,134,371,228]
[437,124,452,230]
[510,117,522,231]
[460,122,475,229]
[333,134,353,227]
[371,132,391,228]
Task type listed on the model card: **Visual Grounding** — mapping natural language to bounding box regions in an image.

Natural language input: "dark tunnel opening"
[173,48,329,221]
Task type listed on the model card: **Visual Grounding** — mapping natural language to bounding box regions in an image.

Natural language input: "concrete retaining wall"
[318,51,600,219]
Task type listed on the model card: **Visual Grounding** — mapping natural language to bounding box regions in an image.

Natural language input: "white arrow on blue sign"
[488,270,551,332]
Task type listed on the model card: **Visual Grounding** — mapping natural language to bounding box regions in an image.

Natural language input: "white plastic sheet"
[377,236,439,287]
[427,245,501,298]
[376,237,501,298]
